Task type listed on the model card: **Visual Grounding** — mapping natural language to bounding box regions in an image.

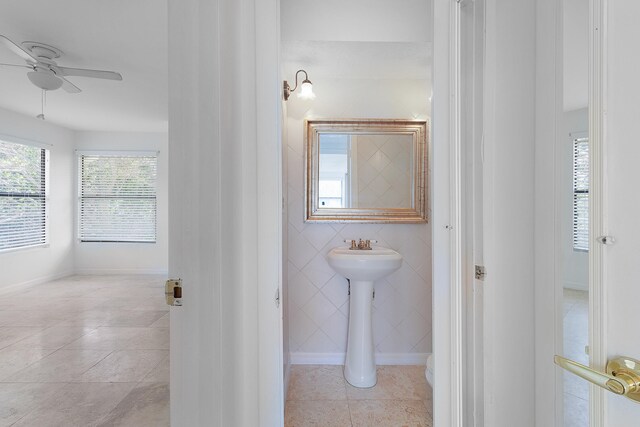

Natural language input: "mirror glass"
[305,119,427,223]
[318,133,413,209]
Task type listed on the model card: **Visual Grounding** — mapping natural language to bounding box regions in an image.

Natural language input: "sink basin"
[327,247,403,281]
[326,245,403,388]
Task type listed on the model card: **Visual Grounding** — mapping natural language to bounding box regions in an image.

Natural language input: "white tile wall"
[285,76,432,359]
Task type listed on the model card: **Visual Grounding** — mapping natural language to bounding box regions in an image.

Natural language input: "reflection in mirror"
[306,119,427,223]
[318,133,413,209]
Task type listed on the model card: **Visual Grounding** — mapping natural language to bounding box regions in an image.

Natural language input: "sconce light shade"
[284,69,315,101]
[298,79,315,100]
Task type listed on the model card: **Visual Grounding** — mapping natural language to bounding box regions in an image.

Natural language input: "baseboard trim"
[0,270,74,295]
[563,281,588,292]
[290,352,429,366]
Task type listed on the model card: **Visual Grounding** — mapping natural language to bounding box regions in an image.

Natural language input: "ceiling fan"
[0,34,122,94]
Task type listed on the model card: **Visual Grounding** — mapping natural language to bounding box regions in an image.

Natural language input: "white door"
[544,0,640,425]
[589,1,640,424]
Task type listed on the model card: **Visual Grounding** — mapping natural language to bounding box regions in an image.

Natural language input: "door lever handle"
[554,355,640,402]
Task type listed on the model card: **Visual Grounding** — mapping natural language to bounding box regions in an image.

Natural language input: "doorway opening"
[279,1,434,425]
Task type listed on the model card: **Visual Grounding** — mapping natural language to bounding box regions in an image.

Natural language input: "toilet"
[425,353,434,387]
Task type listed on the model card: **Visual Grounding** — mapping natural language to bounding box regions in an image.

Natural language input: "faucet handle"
[364,239,377,250]
[344,239,358,250]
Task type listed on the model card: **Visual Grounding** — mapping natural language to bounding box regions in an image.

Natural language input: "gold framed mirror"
[304,119,428,223]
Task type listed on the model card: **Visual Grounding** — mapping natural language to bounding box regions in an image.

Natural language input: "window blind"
[79,153,157,243]
[572,137,589,251]
[0,140,48,251]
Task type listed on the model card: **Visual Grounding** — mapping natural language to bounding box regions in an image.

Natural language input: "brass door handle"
[554,355,640,402]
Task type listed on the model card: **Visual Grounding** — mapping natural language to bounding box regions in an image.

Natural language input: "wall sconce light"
[283,69,315,101]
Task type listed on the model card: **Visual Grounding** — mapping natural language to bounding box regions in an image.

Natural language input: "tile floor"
[0,275,169,427]
[563,288,589,427]
[285,364,433,427]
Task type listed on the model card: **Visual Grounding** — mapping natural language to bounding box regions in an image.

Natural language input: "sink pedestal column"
[344,280,376,388]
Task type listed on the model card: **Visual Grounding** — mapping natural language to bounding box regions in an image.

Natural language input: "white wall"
[282,0,432,43]
[560,108,588,291]
[286,77,431,363]
[563,0,589,111]
[74,131,168,274]
[0,107,75,289]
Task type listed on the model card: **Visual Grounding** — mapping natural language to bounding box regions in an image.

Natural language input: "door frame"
[168,0,469,424]
[587,0,606,423]
[432,0,465,425]
[534,0,607,425]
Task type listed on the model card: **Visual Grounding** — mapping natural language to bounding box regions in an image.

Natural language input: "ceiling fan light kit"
[27,69,63,91]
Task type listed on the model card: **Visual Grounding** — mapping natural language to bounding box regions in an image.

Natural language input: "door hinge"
[475,265,487,281]
[275,287,280,308]
[165,279,183,306]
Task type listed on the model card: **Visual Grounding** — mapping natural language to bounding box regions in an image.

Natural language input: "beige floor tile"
[285,400,351,427]
[18,286,97,299]
[149,313,169,328]
[0,348,57,381]
[564,370,589,400]
[142,354,170,383]
[0,297,105,313]
[63,327,148,350]
[79,350,168,382]
[6,349,111,382]
[60,310,167,328]
[94,296,168,312]
[346,365,427,401]
[98,382,169,427]
[6,326,96,350]
[0,327,44,350]
[564,392,588,427]
[349,400,432,427]
[0,310,71,327]
[11,382,136,427]
[125,328,169,350]
[287,365,347,401]
[0,382,63,427]
[0,275,169,425]
[563,289,589,425]
[424,384,433,416]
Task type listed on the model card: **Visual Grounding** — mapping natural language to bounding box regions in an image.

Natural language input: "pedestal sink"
[327,246,403,387]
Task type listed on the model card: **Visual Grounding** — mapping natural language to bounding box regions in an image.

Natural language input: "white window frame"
[0,136,50,253]
[77,150,158,244]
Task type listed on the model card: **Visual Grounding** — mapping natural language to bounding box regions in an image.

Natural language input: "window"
[0,139,48,251]
[572,137,589,251]
[79,152,157,243]
[319,134,350,208]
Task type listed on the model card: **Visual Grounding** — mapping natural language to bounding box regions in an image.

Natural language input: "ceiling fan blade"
[0,62,31,69]
[0,35,37,63]
[57,66,122,81]
[60,76,81,93]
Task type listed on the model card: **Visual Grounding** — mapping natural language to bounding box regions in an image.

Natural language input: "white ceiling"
[0,0,167,132]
